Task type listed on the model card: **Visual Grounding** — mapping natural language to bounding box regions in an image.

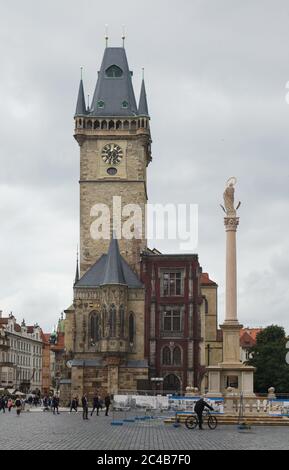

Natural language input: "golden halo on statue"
[226,176,237,187]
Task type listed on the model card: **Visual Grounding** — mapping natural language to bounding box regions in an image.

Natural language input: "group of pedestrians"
[0,395,25,416]
[79,394,111,420]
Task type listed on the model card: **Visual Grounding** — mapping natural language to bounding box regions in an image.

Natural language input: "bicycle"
[185,409,218,430]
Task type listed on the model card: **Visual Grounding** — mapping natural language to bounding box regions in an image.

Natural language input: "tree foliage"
[247,325,289,394]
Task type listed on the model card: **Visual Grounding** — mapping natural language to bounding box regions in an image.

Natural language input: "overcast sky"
[0,0,289,333]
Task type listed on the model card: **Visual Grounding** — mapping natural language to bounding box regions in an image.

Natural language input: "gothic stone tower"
[74,47,151,276]
[63,46,151,401]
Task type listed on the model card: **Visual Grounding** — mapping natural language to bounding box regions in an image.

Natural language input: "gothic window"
[173,346,182,365]
[109,304,116,337]
[94,120,100,129]
[161,271,183,296]
[131,120,137,130]
[90,311,100,343]
[87,120,92,129]
[109,120,115,130]
[101,120,107,129]
[105,65,123,78]
[162,346,171,365]
[102,305,107,337]
[162,308,182,333]
[119,305,125,338]
[129,313,134,344]
[116,120,122,130]
[123,120,129,130]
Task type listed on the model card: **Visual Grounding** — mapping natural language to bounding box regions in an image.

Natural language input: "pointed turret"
[90,47,138,116]
[102,236,126,285]
[138,79,149,117]
[75,79,87,116]
[74,251,80,285]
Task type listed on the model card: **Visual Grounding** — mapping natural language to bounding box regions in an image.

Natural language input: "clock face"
[102,143,123,165]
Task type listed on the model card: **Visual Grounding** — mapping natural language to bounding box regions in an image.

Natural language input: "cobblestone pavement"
[0,409,288,450]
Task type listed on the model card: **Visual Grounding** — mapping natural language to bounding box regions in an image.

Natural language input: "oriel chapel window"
[109,304,116,337]
[90,312,100,343]
[161,271,183,296]
[129,313,135,344]
[119,305,125,338]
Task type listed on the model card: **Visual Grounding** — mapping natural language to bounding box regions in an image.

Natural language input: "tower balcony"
[74,116,150,136]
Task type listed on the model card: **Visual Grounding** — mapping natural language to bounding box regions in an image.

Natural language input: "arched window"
[173,346,181,365]
[94,120,100,129]
[131,120,137,130]
[105,65,123,78]
[101,120,107,130]
[87,120,92,129]
[119,305,125,338]
[109,304,116,337]
[162,346,171,365]
[129,313,134,344]
[109,120,115,130]
[90,311,100,343]
[123,120,129,130]
[116,120,122,130]
[102,305,107,337]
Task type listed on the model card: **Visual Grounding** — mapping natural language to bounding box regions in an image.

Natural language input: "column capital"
[224,217,239,231]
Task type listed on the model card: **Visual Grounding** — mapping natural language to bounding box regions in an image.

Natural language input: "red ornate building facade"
[141,251,219,393]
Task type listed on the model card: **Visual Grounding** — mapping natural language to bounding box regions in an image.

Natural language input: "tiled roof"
[201,273,217,286]
[240,328,262,346]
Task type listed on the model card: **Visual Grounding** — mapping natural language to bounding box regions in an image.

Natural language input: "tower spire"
[122,25,126,48]
[105,24,109,48]
[74,247,80,285]
[75,68,86,116]
[138,73,149,116]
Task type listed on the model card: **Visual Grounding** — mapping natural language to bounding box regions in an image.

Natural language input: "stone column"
[224,217,239,324]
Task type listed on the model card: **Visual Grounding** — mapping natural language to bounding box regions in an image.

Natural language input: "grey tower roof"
[138,79,149,116]
[90,47,138,116]
[75,238,143,289]
[102,236,126,285]
[75,79,87,116]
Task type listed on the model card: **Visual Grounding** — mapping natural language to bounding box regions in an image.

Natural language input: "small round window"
[107,167,117,176]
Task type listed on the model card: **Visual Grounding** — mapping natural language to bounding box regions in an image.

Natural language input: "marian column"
[221,178,242,363]
[206,178,255,398]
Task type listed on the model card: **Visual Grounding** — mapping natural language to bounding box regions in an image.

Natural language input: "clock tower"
[74,46,152,276]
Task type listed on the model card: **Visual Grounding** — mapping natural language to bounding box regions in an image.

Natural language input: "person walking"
[52,395,60,415]
[15,398,22,417]
[194,397,214,430]
[81,394,89,420]
[91,394,101,416]
[7,398,13,412]
[70,397,78,413]
[0,396,5,413]
[104,395,111,417]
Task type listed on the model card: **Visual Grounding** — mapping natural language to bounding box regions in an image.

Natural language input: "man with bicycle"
[194,397,214,430]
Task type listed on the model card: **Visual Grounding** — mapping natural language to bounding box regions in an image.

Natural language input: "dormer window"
[97,100,105,109]
[105,65,123,78]
[122,100,128,109]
